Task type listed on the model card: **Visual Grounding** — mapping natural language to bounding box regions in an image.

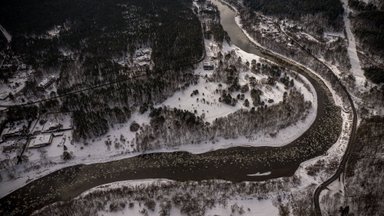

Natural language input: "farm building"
[29,134,53,148]
[203,62,214,70]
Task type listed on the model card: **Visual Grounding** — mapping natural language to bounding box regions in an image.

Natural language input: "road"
[271,8,358,216]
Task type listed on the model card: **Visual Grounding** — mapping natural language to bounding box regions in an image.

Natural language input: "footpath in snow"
[341,0,366,87]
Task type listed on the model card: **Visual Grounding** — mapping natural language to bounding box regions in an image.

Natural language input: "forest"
[353,11,384,58]
[0,0,204,140]
[242,0,344,29]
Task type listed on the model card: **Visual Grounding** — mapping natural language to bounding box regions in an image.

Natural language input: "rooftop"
[29,134,53,148]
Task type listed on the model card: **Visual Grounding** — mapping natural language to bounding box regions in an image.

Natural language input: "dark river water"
[0,1,340,215]
[211,0,263,54]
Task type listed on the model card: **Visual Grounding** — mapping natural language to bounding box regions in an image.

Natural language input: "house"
[203,62,214,70]
[28,134,53,148]
[38,75,56,88]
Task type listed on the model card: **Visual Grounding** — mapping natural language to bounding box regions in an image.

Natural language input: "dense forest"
[344,117,384,215]
[242,0,344,29]
[0,0,204,140]
[321,117,384,215]
[350,10,384,84]
[353,11,384,58]
[0,0,203,70]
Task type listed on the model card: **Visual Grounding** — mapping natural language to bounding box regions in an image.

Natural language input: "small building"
[29,134,53,148]
[46,123,63,132]
[38,75,56,88]
[203,62,214,70]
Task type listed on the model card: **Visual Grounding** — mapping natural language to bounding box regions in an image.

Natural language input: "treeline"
[349,8,384,84]
[242,0,344,29]
[349,0,379,11]
[349,0,384,11]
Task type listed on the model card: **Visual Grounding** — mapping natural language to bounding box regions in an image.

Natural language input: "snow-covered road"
[341,0,366,87]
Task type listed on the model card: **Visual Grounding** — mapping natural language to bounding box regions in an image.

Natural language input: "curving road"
[0,1,345,215]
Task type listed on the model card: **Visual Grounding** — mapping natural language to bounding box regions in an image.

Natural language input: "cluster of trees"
[135,88,309,151]
[212,50,299,108]
[72,107,131,141]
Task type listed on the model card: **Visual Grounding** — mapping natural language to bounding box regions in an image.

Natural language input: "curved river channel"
[0,1,341,215]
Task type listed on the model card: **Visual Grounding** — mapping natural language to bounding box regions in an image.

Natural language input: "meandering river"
[0,2,341,215]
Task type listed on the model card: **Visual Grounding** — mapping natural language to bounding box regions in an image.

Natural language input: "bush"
[130,122,140,132]
[62,151,72,160]
[144,199,156,212]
